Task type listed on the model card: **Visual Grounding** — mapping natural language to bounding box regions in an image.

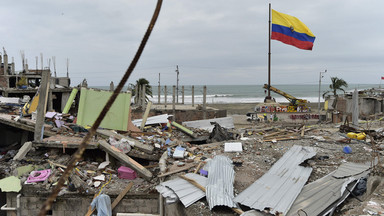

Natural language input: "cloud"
[1,0,384,86]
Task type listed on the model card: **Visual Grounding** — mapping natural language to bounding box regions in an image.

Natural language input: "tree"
[323,77,348,110]
[129,78,152,104]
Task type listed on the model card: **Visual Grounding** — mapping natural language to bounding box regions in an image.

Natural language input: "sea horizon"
[90,84,381,104]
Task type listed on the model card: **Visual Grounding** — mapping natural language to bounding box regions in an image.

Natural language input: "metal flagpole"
[266,3,272,100]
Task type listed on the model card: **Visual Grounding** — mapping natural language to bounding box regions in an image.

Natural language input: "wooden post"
[192,85,195,107]
[164,85,167,108]
[140,101,152,129]
[182,86,184,104]
[203,85,207,119]
[110,81,114,91]
[34,70,50,141]
[172,85,176,121]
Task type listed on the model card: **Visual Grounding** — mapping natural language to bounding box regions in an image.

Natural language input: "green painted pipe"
[171,121,195,137]
[62,88,78,114]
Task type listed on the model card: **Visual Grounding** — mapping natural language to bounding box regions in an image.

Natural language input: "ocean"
[91,84,379,104]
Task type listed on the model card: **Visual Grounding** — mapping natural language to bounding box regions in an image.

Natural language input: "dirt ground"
[179,102,384,215]
[0,103,383,215]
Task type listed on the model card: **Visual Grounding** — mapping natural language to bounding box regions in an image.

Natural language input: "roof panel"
[234,145,316,215]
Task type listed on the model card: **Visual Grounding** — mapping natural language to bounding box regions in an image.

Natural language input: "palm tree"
[323,77,348,110]
[128,78,152,104]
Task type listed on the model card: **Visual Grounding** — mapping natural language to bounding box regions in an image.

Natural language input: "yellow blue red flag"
[271,9,315,50]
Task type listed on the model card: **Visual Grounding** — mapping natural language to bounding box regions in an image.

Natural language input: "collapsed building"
[0,50,383,215]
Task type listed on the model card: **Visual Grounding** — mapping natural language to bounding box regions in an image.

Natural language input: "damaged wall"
[327,95,383,117]
[6,192,158,216]
[131,109,227,123]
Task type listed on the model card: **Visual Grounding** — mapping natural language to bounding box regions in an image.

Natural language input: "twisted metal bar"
[38,1,163,215]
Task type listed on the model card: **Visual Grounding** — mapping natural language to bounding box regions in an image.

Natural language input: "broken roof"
[286,162,370,216]
[182,116,234,132]
[234,145,316,215]
[205,155,237,210]
[157,173,207,207]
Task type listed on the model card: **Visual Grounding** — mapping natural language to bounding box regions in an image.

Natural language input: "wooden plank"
[97,129,154,154]
[111,182,134,209]
[13,142,32,161]
[98,140,152,180]
[157,163,196,178]
[140,101,152,129]
[171,121,196,138]
[32,141,98,149]
[85,194,98,216]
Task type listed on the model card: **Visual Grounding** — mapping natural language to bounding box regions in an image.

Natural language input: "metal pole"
[267,3,272,99]
[318,69,327,117]
[164,85,167,108]
[192,85,194,107]
[176,65,179,103]
[158,73,161,104]
[173,85,176,121]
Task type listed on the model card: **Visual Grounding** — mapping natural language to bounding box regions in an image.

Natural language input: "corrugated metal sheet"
[132,114,170,127]
[158,173,207,208]
[332,162,370,178]
[155,184,178,204]
[182,117,234,132]
[206,155,237,210]
[286,162,370,216]
[234,145,316,215]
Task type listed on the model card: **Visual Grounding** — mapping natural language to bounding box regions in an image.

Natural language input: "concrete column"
[173,85,176,121]
[192,85,194,107]
[182,86,184,104]
[203,85,207,119]
[158,85,160,104]
[110,81,114,91]
[164,85,167,108]
[34,70,50,141]
[134,84,138,105]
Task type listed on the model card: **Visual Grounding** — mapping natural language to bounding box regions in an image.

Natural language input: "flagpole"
[267,3,272,100]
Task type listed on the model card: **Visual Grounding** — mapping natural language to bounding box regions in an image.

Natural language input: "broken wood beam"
[32,141,98,149]
[97,129,154,154]
[157,163,196,178]
[264,136,299,142]
[98,140,152,180]
[171,121,196,138]
[111,182,134,209]
[140,101,152,129]
[13,141,33,161]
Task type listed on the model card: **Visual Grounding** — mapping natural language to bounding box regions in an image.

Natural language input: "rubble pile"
[0,109,383,215]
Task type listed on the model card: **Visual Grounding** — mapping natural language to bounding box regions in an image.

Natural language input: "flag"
[271,9,315,50]
[381,76,384,80]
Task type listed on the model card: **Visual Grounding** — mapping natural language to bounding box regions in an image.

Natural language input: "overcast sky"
[1,1,383,86]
